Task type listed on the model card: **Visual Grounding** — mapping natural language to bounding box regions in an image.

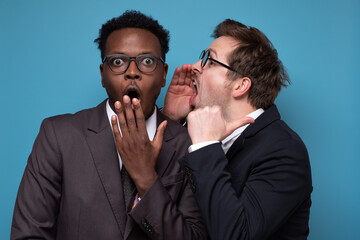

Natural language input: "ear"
[232,77,251,98]
[100,64,105,87]
[161,63,168,87]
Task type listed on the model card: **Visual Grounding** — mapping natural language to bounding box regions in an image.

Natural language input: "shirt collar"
[221,108,264,153]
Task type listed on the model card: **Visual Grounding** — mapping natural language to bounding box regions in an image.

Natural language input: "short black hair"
[94,10,170,61]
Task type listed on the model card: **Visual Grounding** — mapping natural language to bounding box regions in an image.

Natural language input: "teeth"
[192,81,197,85]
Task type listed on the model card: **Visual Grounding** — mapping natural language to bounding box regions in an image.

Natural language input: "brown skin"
[111,97,167,197]
[100,28,168,197]
[100,28,168,119]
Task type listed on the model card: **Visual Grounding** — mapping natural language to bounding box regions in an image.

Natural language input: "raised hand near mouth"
[163,64,194,122]
[111,95,167,197]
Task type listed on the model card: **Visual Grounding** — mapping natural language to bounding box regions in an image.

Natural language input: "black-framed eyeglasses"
[199,49,236,72]
[102,53,165,74]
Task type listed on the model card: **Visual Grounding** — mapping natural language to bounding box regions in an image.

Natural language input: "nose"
[125,60,141,80]
[192,60,202,74]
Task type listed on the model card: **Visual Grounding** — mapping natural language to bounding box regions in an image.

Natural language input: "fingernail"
[123,95,130,102]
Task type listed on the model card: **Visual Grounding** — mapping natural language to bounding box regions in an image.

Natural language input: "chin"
[143,105,155,120]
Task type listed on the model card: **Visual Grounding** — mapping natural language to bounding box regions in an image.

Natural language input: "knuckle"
[188,111,195,119]
[127,118,136,125]
[137,116,145,122]
[140,136,148,143]
[119,122,127,128]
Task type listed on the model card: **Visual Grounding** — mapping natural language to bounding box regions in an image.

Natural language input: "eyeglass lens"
[107,55,159,73]
[200,50,209,68]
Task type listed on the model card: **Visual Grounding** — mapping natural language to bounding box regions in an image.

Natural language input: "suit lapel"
[85,100,126,238]
[226,105,281,160]
[155,110,177,176]
[86,106,177,239]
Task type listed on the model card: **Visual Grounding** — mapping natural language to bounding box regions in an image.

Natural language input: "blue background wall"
[1,0,359,239]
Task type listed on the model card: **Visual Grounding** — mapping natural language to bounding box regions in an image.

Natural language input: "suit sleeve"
[11,118,62,240]
[130,176,207,239]
[128,131,207,240]
[179,141,311,240]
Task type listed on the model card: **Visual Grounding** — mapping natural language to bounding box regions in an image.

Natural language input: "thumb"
[152,120,167,150]
[224,116,255,138]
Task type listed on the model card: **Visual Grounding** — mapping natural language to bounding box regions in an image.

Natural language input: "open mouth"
[125,89,140,103]
[192,79,198,95]
[189,79,198,107]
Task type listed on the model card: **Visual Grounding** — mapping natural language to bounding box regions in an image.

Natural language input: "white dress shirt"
[106,99,157,170]
[188,108,264,154]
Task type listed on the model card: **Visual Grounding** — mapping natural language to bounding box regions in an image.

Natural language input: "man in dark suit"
[163,19,312,239]
[11,11,206,240]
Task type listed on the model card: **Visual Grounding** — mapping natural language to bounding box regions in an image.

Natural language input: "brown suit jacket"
[11,100,206,240]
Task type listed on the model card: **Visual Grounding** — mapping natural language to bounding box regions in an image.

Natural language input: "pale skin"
[111,95,167,197]
[187,106,254,144]
[163,64,194,122]
[164,64,254,144]
[163,36,258,144]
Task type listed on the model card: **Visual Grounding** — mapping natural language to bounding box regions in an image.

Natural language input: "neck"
[224,101,256,122]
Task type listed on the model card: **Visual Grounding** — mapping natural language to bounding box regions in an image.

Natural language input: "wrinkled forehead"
[207,36,240,60]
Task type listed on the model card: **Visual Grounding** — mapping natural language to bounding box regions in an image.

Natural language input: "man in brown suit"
[11,10,206,240]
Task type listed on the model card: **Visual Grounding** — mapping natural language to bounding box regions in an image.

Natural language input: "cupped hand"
[163,64,194,122]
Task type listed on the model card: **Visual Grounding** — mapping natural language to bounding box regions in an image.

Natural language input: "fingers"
[225,116,255,137]
[115,96,149,138]
[111,114,122,143]
[183,64,193,87]
[178,64,188,85]
[115,96,165,149]
[171,64,193,86]
[114,100,130,138]
[132,98,148,137]
[122,95,137,132]
[170,67,181,85]
[187,105,255,143]
[152,120,167,151]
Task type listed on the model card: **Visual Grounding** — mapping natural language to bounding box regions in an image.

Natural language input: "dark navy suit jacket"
[179,105,312,240]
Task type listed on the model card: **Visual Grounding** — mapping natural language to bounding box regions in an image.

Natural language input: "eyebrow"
[207,48,218,58]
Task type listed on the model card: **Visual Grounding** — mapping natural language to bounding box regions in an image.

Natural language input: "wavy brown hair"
[213,19,290,109]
